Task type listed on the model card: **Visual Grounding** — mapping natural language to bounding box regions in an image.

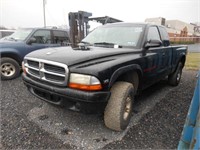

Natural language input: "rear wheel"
[0,57,20,80]
[168,62,183,86]
[104,81,134,131]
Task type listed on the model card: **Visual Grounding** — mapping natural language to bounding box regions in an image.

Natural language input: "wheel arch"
[109,64,143,92]
[1,52,21,66]
[180,55,186,67]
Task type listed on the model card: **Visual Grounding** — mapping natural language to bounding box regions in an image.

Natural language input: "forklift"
[68,11,122,47]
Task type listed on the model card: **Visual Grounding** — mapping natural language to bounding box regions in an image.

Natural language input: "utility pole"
[43,0,46,27]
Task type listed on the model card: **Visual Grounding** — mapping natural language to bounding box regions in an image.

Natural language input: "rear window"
[52,31,70,46]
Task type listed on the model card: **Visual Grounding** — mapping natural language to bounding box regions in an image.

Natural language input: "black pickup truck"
[22,23,187,131]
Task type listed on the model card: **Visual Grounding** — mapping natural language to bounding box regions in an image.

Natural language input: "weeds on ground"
[185,52,200,70]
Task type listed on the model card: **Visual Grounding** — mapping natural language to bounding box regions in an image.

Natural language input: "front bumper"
[22,74,110,112]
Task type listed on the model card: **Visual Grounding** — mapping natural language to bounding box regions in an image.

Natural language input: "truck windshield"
[82,26,143,48]
[5,29,33,41]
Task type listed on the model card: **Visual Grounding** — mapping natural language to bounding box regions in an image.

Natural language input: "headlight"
[69,73,102,91]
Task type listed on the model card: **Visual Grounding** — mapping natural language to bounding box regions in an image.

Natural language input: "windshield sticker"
[134,27,143,32]
[114,45,119,48]
[127,42,136,46]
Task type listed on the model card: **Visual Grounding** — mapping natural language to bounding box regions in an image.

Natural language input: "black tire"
[0,57,20,80]
[168,62,183,86]
[104,81,134,131]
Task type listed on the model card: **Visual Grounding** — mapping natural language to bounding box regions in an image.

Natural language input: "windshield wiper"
[94,42,122,48]
[94,42,116,45]
[7,37,17,41]
[80,41,92,45]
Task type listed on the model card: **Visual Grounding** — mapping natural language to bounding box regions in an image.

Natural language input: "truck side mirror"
[27,37,36,45]
[144,39,162,49]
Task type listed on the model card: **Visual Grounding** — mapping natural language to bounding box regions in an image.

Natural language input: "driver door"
[26,29,52,54]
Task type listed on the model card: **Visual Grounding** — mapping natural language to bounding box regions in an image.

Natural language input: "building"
[145,17,166,26]
[191,23,200,37]
[145,17,200,43]
[165,20,194,37]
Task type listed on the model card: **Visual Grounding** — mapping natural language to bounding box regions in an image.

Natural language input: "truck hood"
[0,40,24,49]
[25,46,142,66]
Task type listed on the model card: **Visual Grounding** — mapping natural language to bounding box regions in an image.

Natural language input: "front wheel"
[168,62,183,86]
[104,81,134,131]
[0,57,20,80]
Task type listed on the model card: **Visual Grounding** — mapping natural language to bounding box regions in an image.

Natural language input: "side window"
[53,31,69,46]
[32,30,51,44]
[147,27,161,41]
[159,27,170,46]
[159,27,169,40]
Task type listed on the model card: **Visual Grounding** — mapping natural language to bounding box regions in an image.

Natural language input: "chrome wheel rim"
[123,95,132,120]
[1,63,16,77]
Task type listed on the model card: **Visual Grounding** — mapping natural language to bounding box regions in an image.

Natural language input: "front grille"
[24,58,69,86]
[44,64,65,74]
[45,73,65,82]
[29,68,40,76]
[27,60,39,69]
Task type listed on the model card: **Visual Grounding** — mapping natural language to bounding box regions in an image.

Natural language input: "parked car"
[0,27,70,80]
[22,23,187,131]
[0,29,15,39]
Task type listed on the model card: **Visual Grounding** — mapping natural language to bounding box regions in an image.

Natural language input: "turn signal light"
[22,61,27,75]
[69,83,102,91]
[69,73,102,91]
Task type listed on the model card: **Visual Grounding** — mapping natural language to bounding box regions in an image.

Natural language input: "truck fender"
[0,48,22,65]
[178,52,186,64]
[176,46,187,65]
[176,52,186,68]
[171,52,186,74]
[108,64,143,89]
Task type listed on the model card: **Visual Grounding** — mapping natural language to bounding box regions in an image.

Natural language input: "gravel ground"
[0,78,76,149]
[0,70,198,149]
[104,70,198,149]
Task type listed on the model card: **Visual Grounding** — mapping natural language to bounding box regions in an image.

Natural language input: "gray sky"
[0,0,199,29]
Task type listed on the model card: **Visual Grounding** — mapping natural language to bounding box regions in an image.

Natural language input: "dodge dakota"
[22,23,187,131]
